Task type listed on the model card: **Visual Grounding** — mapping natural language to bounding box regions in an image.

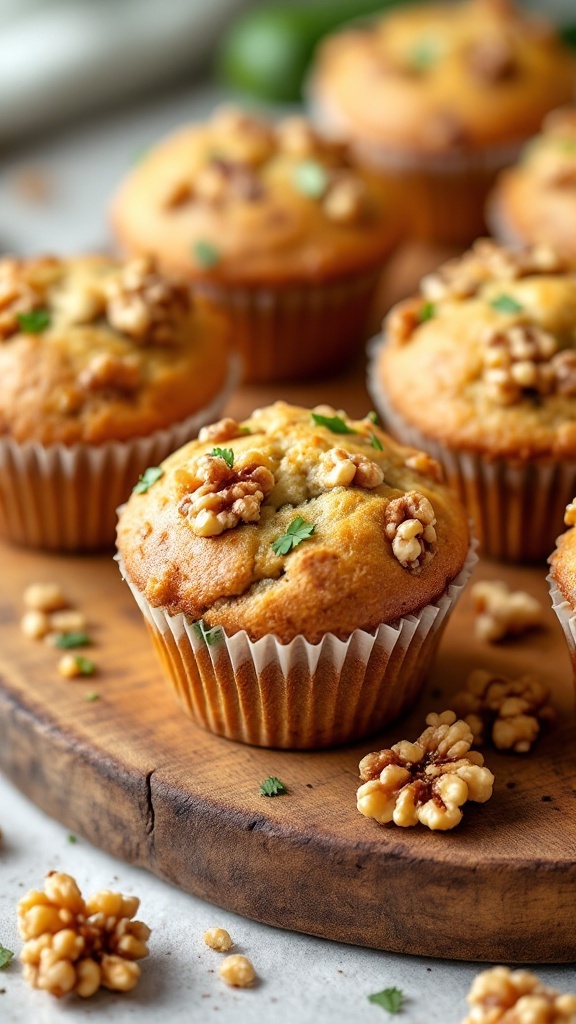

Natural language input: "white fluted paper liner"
[117,542,477,750]
[367,335,576,563]
[548,569,576,669]
[0,356,239,552]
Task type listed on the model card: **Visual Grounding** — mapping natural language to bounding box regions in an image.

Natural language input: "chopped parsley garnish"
[490,294,524,314]
[368,987,404,1013]
[370,433,383,451]
[193,240,220,268]
[311,412,356,434]
[272,517,315,556]
[418,301,435,322]
[68,834,78,843]
[210,447,234,468]
[293,160,329,198]
[259,776,287,797]
[367,410,379,424]
[53,631,91,649]
[0,946,14,971]
[73,656,95,676]
[17,309,51,334]
[86,692,100,702]
[411,38,439,69]
[132,466,163,494]
[194,619,223,646]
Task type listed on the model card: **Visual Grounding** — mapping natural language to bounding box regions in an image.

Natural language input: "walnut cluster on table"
[461,966,576,1024]
[453,669,555,753]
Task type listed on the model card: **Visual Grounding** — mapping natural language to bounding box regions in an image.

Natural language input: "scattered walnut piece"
[323,176,366,224]
[178,449,275,537]
[23,583,68,614]
[219,954,255,988]
[564,498,576,527]
[452,669,555,753]
[461,966,576,1024]
[384,491,437,573]
[471,580,543,642]
[386,297,428,345]
[204,928,233,952]
[18,872,150,998]
[467,37,516,82]
[105,256,190,345]
[211,106,276,166]
[78,352,141,394]
[198,417,246,443]
[357,711,494,831]
[404,451,443,483]
[482,323,559,405]
[20,609,51,640]
[421,240,567,302]
[317,447,384,489]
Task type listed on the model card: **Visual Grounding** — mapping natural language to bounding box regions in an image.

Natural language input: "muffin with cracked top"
[0,253,233,550]
[117,402,474,749]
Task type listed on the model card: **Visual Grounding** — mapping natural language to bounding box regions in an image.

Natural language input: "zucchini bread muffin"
[369,239,576,562]
[111,107,401,383]
[0,254,233,550]
[309,0,576,244]
[489,107,576,261]
[548,498,576,687]
[117,402,474,749]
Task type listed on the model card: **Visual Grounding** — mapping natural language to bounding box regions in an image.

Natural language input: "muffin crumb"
[461,966,576,1024]
[219,954,255,988]
[471,580,542,642]
[452,669,555,752]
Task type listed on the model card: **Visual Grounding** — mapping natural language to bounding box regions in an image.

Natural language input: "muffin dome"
[117,402,470,644]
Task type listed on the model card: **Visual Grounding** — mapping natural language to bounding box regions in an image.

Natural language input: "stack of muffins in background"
[3,0,576,751]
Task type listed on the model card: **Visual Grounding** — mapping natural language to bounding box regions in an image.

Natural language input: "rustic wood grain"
[0,243,575,962]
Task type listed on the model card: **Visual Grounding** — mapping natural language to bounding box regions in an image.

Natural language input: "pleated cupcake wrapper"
[194,269,383,384]
[367,335,576,562]
[0,357,239,552]
[547,569,576,676]
[118,543,477,750]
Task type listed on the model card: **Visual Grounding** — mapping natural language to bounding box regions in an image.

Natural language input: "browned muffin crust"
[117,403,470,643]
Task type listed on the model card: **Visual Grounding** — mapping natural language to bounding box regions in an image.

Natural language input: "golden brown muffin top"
[378,240,576,460]
[111,108,401,285]
[491,107,576,260]
[549,497,576,611]
[311,0,576,156]
[117,402,470,644]
[0,254,229,445]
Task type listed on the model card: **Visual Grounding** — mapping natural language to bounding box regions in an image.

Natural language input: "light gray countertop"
[0,83,574,1023]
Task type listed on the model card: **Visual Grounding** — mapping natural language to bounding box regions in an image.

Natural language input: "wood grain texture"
[0,243,575,963]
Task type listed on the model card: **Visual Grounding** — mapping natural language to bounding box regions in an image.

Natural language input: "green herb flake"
[86,692,100,703]
[132,466,163,495]
[259,776,287,797]
[68,834,78,843]
[17,309,51,334]
[0,946,14,971]
[311,412,356,435]
[293,160,329,198]
[272,516,315,556]
[53,631,91,649]
[411,38,439,70]
[368,987,404,1013]
[193,240,220,269]
[194,618,223,646]
[370,432,383,451]
[210,447,234,468]
[490,294,524,314]
[418,301,435,322]
[74,656,95,676]
[367,410,379,424]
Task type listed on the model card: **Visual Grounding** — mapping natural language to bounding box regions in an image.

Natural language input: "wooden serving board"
[0,245,575,963]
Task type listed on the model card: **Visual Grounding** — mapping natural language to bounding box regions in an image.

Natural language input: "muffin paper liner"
[0,357,239,552]
[548,567,576,673]
[367,335,576,562]
[194,268,384,384]
[117,543,477,750]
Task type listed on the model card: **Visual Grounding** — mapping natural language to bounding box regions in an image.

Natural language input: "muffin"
[0,254,233,551]
[489,107,576,260]
[116,401,474,750]
[369,240,576,562]
[548,499,576,681]
[110,107,401,383]
[309,0,576,244]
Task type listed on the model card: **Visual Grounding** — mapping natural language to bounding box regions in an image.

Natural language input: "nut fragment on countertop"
[357,711,494,831]
[460,965,576,1024]
[384,491,437,573]
[204,928,233,952]
[452,669,555,753]
[219,954,255,988]
[18,872,151,998]
[471,580,543,642]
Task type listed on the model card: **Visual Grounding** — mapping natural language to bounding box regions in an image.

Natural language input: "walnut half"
[357,711,494,831]
[461,966,576,1024]
[452,669,555,753]
[18,872,150,998]
[178,449,275,537]
[384,491,437,573]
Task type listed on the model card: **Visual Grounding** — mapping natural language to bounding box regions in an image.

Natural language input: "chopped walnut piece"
[482,323,558,405]
[386,297,425,346]
[105,256,190,345]
[0,257,50,341]
[51,278,105,326]
[421,240,567,302]
[275,116,320,157]
[163,179,193,210]
[219,954,255,988]
[198,418,246,443]
[78,352,141,394]
[24,582,68,613]
[178,449,275,537]
[564,498,576,526]
[467,37,516,82]
[461,966,576,1024]
[452,669,555,753]
[404,451,443,483]
[357,711,494,831]
[384,491,437,573]
[204,927,233,952]
[195,158,263,204]
[211,107,276,166]
[471,580,543,642]
[552,350,576,396]
[323,176,365,224]
[317,447,384,489]
[18,872,150,998]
